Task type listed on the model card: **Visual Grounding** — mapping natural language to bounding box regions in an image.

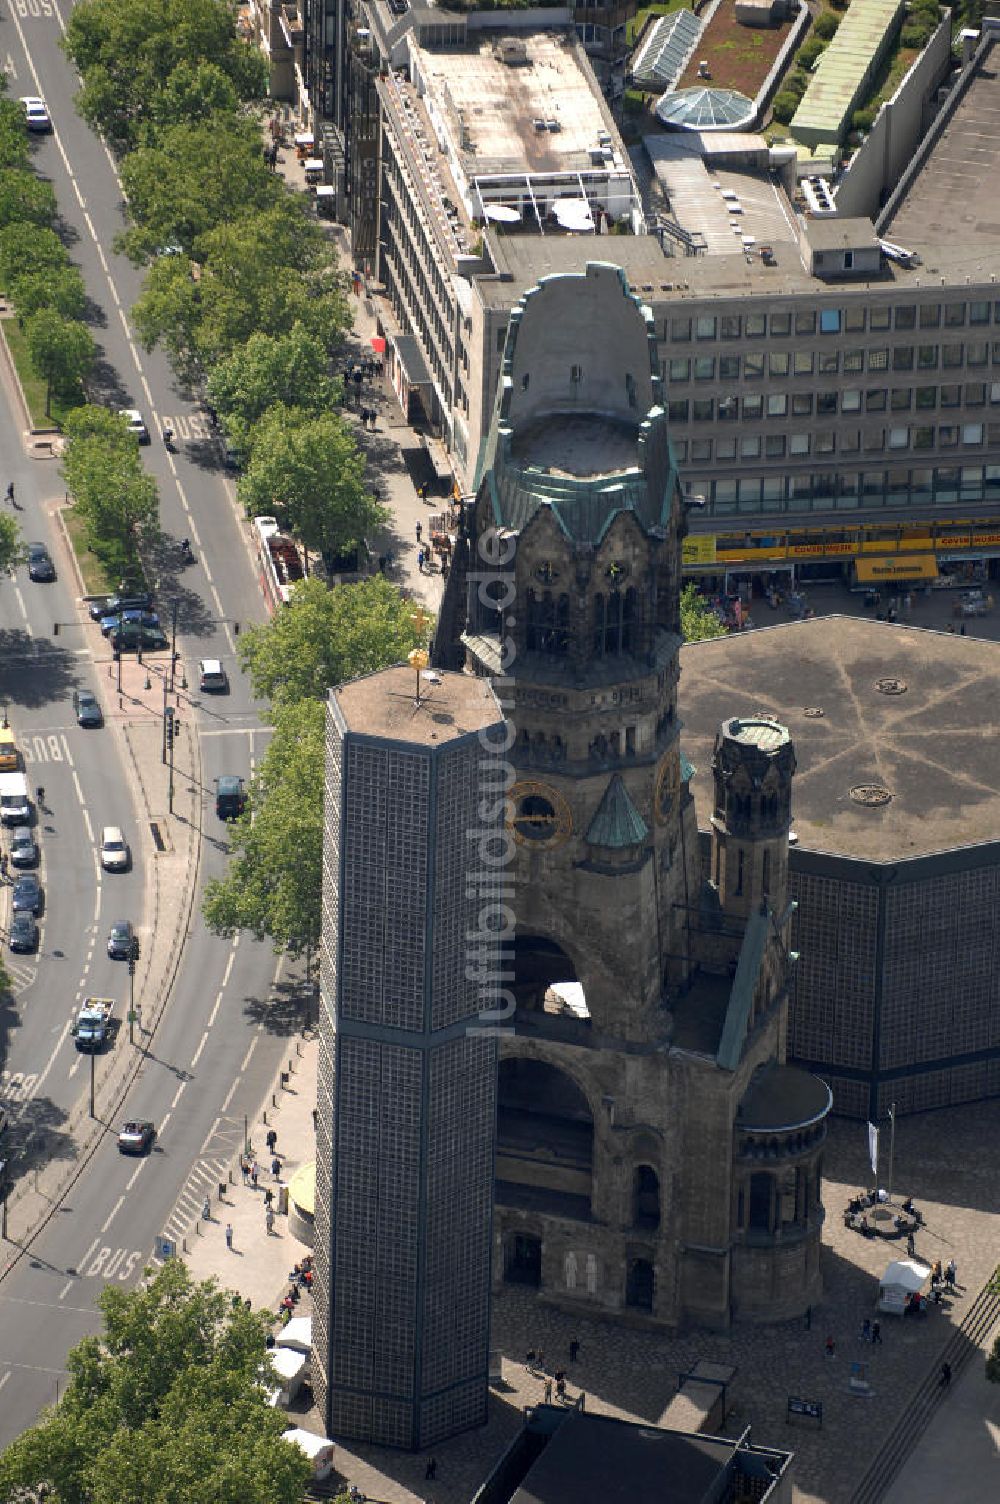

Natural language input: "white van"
[0,771,31,825]
[100,826,131,872]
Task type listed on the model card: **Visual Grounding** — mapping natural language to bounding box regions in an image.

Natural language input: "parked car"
[100,609,159,637]
[117,1120,155,1155]
[26,543,55,582]
[72,689,103,728]
[88,591,153,622]
[9,912,38,953]
[109,624,169,653]
[12,873,42,914]
[118,409,150,444]
[107,920,135,960]
[199,658,228,693]
[20,96,51,132]
[100,826,130,872]
[9,828,38,868]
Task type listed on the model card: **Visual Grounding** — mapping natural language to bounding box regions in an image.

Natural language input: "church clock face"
[654,753,680,826]
[508,781,573,847]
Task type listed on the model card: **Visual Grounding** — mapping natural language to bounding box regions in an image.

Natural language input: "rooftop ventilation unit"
[802,177,836,216]
[497,38,529,66]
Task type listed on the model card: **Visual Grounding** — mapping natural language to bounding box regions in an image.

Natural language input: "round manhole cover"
[875,678,907,695]
[803,707,825,718]
[850,784,892,807]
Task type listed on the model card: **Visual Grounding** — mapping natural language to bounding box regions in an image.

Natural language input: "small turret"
[710,717,796,921]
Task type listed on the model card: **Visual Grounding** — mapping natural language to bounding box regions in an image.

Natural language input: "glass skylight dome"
[655,86,754,132]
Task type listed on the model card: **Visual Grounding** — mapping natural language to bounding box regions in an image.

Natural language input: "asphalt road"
[0,0,302,1446]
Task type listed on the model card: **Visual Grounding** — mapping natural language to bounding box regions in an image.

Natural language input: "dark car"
[26,543,55,582]
[9,912,38,953]
[109,624,169,653]
[88,591,153,622]
[216,775,246,820]
[117,1120,156,1155]
[107,920,135,960]
[100,609,159,638]
[9,828,38,868]
[12,873,41,915]
[72,689,103,728]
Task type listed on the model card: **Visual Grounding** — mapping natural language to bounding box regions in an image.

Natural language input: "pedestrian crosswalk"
[151,1114,247,1261]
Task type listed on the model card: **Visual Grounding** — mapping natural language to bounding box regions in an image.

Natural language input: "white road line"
[222,947,236,987]
[220,1076,239,1113]
[125,1160,146,1191]
[207,993,223,1028]
[71,769,85,807]
[171,1080,187,1109]
[77,1237,99,1273]
[58,1280,73,1302]
[240,1036,258,1073]
[60,733,74,769]
[190,1030,210,1068]
[99,1195,124,1236]
[159,1110,172,1132]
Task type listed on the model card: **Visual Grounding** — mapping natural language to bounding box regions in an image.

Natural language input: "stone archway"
[504,1233,542,1287]
[511,933,591,1024]
[626,1257,655,1310]
[496,1057,594,1222]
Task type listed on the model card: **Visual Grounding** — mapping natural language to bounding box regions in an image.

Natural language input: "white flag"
[867,1122,879,1176]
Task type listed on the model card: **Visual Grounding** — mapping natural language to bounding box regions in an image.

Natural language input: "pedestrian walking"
[946,1258,957,1287]
[417,548,425,573]
[425,1459,437,1482]
[568,1338,580,1363]
[940,1361,952,1388]
[264,1187,274,1209]
[202,1196,212,1222]
[543,1378,552,1403]
[555,1375,566,1399]
[960,622,967,635]
[225,1222,234,1250]
[272,1155,281,1181]
[250,1160,259,1189]
[861,1318,871,1342]
[265,1206,275,1235]
[0,852,8,882]
[415,521,422,544]
[872,1321,882,1344]
[5,482,13,505]
[239,1153,249,1184]
[906,1231,915,1258]
[266,1128,277,1155]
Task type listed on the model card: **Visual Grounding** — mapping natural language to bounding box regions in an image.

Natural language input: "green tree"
[0,223,69,291]
[25,310,95,412]
[680,582,727,642]
[0,1260,311,1504]
[62,405,159,573]
[0,510,23,575]
[0,169,57,229]
[10,263,87,323]
[120,120,283,258]
[0,95,29,170]
[130,254,204,384]
[239,408,385,559]
[148,58,239,128]
[63,0,267,151]
[203,697,325,956]
[206,324,342,452]
[238,574,427,707]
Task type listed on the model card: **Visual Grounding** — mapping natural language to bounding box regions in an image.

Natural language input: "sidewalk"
[182,1037,315,1314]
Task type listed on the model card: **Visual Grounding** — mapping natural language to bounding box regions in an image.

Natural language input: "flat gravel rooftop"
[679,616,1000,861]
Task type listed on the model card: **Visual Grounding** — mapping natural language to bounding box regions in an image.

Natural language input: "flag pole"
[887,1102,896,1203]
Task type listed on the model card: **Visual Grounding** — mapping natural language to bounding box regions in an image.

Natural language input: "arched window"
[762,850,771,898]
[594,588,640,656]
[735,849,744,896]
[748,1171,773,1232]
[632,1166,660,1230]
[527,590,569,656]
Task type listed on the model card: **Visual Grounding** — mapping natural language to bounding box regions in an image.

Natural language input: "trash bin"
[278,1185,289,1215]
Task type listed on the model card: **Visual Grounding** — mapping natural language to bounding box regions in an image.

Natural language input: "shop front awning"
[856,555,939,583]
[391,333,431,389]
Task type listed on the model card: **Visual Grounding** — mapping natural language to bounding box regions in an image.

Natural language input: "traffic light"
[128,936,139,976]
[165,708,175,748]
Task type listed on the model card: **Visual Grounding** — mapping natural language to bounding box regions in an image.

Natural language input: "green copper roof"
[586,774,649,849]
[717,907,769,1072]
[680,753,696,783]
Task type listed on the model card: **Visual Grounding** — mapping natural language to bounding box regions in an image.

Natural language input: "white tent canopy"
[284,1428,335,1480]
[278,1315,312,1353]
[878,1258,930,1314]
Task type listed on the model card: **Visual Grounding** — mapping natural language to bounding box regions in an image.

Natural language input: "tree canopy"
[26,310,96,413]
[0,1260,311,1504]
[0,510,23,575]
[63,0,267,151]
[238,574,428,708]
[206,325,342,454]
[238,409,385,560]
[61,406,159,575]
[0,169,57,230]
[680,583,728,642]
[204,578,428,952]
